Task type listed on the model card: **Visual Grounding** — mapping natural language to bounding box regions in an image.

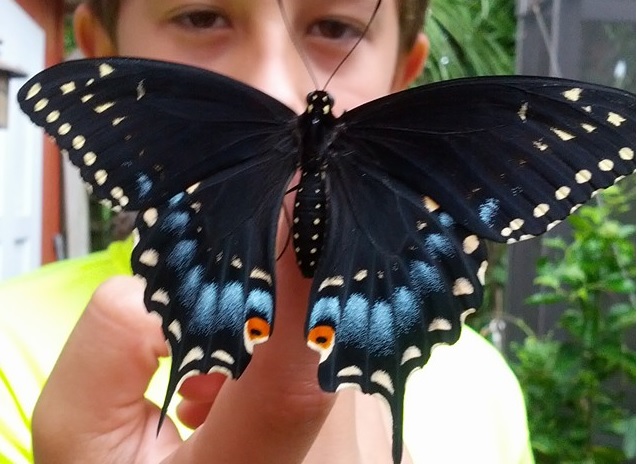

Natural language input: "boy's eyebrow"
[297,0,386,20]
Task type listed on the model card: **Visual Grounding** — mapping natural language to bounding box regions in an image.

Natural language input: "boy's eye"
[308,19,363,40]
[173,10,228,29]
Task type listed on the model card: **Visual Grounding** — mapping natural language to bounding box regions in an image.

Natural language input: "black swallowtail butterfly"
[18,57,635,462]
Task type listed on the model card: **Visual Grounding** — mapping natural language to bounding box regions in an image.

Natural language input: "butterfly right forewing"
[340,76,636,243]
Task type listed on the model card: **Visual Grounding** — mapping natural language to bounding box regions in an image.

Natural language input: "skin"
[31,1,429,462]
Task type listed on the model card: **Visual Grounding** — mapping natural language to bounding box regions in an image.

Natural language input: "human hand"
[31,247,363,463]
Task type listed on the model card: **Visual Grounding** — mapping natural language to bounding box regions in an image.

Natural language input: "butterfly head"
[306,91,334,117]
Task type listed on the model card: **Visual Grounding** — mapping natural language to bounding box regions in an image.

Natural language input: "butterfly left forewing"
[18,57,295,211]
[306,154,488,463]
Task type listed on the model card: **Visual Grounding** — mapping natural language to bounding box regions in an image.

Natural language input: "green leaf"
[525,292,565,305]
[623,415,636,459]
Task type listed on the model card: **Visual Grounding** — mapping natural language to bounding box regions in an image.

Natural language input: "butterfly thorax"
[292,91,337,278]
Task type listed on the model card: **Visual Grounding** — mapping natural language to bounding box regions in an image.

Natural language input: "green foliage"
[423,0,516,82]
[510,182,636,464]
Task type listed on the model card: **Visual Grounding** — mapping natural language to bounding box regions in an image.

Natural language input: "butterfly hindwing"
[306,152,489,463]
[132,148,295,418]
[18,57,296,210]
[341,76,636,243]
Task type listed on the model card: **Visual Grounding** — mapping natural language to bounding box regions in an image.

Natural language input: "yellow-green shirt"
[0,240,534,463]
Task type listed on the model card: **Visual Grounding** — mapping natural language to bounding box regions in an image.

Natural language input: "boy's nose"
[227,23,312,114]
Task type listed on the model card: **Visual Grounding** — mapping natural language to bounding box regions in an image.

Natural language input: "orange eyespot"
[245,317,271,343]
[307,325,336,362]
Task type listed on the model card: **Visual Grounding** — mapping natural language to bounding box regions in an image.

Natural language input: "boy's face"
[76,0,427,256]
[79,0,427,114]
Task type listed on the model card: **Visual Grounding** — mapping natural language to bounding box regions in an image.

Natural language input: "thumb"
[32,276,180,463]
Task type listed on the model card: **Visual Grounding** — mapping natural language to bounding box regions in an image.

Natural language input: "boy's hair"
[85,0,429,51]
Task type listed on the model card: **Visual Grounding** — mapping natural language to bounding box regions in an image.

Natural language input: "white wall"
[0,0,46,280]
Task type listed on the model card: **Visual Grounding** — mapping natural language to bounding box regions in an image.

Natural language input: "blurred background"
[1,0,635,462]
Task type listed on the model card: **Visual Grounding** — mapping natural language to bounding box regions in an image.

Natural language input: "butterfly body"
[17,57,636,464]
[291,91,338,277]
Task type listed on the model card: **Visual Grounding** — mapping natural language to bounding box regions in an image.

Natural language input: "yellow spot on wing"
[423,196,440,212]
[249,268,273,286]
[509,218,524,230]
[452,278,474,296]
[562,88,582,101]
[94,102,115,113]
[211,350,235,365]
[34,98,48,112]
[72,135,86,150]
[533,140,548,151]
[318,276,344,292]
[152,289,170,306]
[477,261,488,285]
[143,208,158,227]
[139,249,159,267]
[462,235,480,254]
[99,63,115,77]
[178,347,204,371]
[400,346,422,365]
[58,123,71,135]
[428,318,452,331]
[607,112,626,126]
[337,366,363,377]
[83,152,97,166]
[370,370,395,395]
[517,102,528,121]
[110,187,124,199]
[353,269,368,281]
[533,203,549,217]
[60,82,76,94]
[555,186,571,200]
[551,127,575,141]
[575,169,592,183]
[26,83,42,100]
[46,111,60,123]
[186,182,201,194]
[598,159,614,171]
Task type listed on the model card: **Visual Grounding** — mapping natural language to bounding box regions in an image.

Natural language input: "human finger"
[32,276,181,463]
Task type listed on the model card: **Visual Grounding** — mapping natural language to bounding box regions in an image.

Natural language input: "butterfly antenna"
[277,0,320,90]
[323,0,382,91]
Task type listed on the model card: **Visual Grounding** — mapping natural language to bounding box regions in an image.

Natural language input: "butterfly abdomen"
[293,167,327,277]
[293,90,338,278]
